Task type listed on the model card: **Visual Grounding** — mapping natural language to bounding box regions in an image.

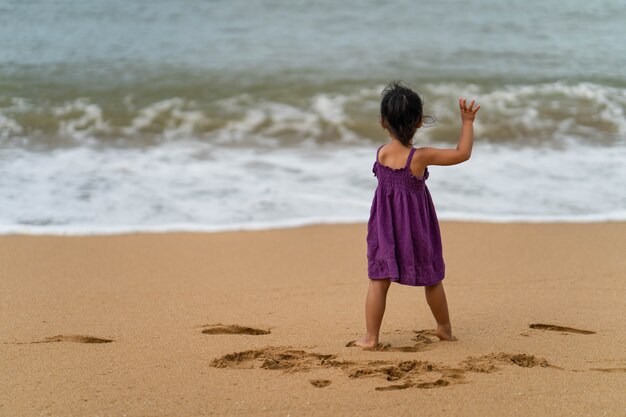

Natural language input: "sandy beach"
[1,221,625,416]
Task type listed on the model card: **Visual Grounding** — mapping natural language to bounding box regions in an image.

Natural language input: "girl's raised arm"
[416,98,480,166]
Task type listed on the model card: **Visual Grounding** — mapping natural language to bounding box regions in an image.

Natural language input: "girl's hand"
[459,98,480,123]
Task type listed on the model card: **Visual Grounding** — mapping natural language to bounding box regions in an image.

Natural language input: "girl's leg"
[424,281,457,341]
[354,278,391,348]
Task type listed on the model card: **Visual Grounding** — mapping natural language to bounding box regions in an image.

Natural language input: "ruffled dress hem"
[367,256,445,286]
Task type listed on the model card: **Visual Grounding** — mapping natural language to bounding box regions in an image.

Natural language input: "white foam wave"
[51,98,110,142]
[122,97,209,139]
[0,141,624,235]
[211,93,362,145]
[0,113,23,139]
[1,81,624,146]
[418,81,626,144]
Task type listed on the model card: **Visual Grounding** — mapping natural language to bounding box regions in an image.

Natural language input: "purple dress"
[366,145,445,286]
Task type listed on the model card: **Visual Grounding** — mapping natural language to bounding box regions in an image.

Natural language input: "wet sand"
[1,222,625,416]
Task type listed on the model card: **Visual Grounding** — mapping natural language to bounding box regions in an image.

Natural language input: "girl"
[353,81,480,348]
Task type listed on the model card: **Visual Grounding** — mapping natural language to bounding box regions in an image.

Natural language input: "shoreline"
[2,215,626,236]
[2,221,625,416]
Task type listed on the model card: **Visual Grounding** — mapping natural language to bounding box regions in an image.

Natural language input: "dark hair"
[380,81,434,146]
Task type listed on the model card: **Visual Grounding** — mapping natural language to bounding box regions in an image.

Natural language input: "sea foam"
[1,82,625,147]
[0,140,624,235]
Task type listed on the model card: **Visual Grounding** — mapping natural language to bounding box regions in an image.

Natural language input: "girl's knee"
[425,281,443,291]
[370,278,391,291]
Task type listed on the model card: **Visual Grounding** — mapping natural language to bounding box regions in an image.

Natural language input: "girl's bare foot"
[435,324,457,341]
[346,335,378,348]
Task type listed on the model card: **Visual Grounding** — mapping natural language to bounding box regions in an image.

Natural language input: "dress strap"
[376,145,384,163]
[405,147,417,169]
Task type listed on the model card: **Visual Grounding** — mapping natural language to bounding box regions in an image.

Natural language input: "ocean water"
[1,0,625,234]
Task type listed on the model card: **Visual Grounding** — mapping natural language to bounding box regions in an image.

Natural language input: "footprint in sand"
[375,379,451,391]
[375,383,413,391]
[461,353,552,372]
[201,324,270,335]
[416,379,451,389]
[211,347,339,371]
[309,379,332,388]
[529,323,596,335]
[414,329,441,343]
[344,340,431,352]
[211,346,553,391]
[22,335,114,344]
[345,329,440,352]
[589,368,626,373]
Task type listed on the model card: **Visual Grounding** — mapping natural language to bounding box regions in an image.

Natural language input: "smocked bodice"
[372,146,429,192]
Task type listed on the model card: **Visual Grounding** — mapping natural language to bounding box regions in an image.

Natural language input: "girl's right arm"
[416,98,480,166]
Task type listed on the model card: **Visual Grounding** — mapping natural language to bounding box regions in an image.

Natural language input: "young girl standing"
[354,81,480,348]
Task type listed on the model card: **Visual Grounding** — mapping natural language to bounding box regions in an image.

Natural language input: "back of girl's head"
[380,81,431,146]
